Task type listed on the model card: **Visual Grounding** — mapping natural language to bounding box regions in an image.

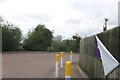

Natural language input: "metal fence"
[79,26,120,78]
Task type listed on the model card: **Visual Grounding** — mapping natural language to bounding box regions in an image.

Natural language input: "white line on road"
[76,65,87,78]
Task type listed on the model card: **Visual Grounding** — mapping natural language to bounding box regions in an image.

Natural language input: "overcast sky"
[0,0,119,39]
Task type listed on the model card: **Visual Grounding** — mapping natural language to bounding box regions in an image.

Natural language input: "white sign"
[95,35,119,76]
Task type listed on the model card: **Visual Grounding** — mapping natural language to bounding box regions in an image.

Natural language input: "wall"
[79,26,120,78]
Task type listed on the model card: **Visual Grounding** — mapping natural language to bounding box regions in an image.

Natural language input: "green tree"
[1,18,22,51]
[23,24,53,51]
[73,34,81,52]
[51,35,66,51]
[50,35,80,52]
[53,35,62,41]
[52,40,67,51]
[0,17,2,52]
[63,39,76,52]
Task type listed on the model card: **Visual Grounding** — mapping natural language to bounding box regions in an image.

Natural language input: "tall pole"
[118,1,120,25]
[105,18,108,28]
[103,18,108,31]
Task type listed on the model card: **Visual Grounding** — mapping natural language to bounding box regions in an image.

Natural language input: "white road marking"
[76,65,86,78]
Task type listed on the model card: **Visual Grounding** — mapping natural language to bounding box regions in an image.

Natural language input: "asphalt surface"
[2,52,88,78]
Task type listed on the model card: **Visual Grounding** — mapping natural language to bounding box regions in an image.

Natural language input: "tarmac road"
[2,52,88,78]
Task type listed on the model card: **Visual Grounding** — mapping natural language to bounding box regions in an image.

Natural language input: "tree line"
[0,17,81,52]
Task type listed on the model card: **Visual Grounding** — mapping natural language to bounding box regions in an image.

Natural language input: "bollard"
[65,61,71,79]
[70,51,72,63]
[55,54,59,78]
[60,52,63,68]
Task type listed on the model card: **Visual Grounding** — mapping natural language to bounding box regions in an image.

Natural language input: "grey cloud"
[65,18,81,25]
[69,1,118,27]
[108,19,118,26]
[26,14,52,22]
[70,1,110,18]
[13,14,52,23]
[71,1,107,11]
[13,16,27,22]
[77,28,100,38]
[0,0,6,2]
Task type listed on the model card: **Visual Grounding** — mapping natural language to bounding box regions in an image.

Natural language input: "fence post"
[60,52,63,68]
[65,61,71,79]
[55,54,59,78]
[70,51,72,63]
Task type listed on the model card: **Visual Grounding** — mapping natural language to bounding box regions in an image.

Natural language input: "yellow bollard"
[70,51,72,55]
[56,54,59,62]
[60,52,63,68]
[60,52,63,57]
[65,61,71,78]
[70,51,72,63]
[55,54,59,77]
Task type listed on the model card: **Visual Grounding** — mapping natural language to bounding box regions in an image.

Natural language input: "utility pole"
[103,18,108,31]
[118,1,120,26]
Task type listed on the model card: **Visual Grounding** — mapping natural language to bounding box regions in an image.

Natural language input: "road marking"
[76,65,86,78]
